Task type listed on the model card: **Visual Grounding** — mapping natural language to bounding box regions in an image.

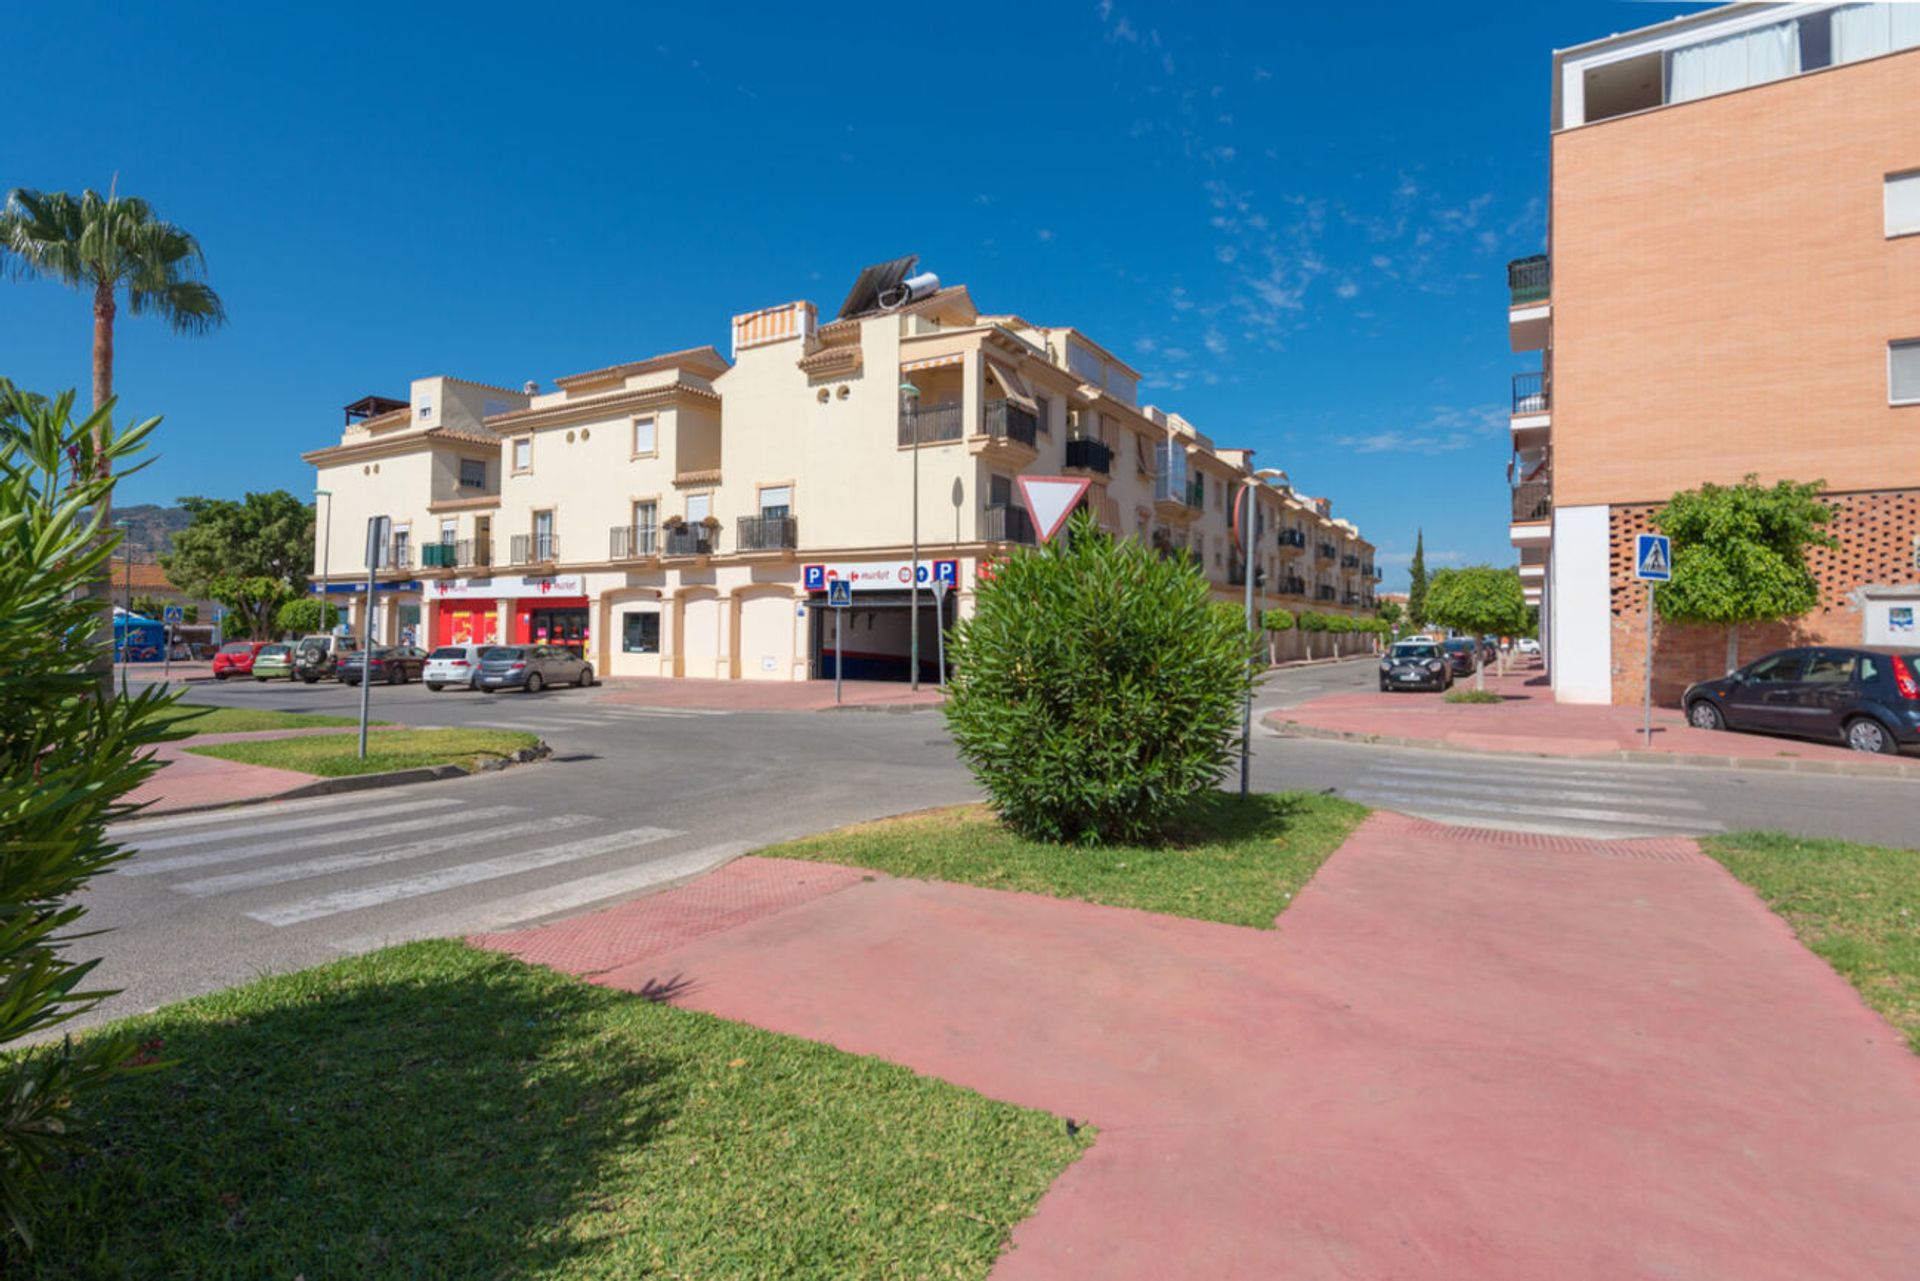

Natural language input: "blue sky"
[4,1,1699,590]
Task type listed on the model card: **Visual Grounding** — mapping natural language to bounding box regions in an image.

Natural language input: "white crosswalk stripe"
[111,793,463,838]
[124,796,468,854]
[1345,760,1726,838]
[122,806,525,877]
[249,826,684,926]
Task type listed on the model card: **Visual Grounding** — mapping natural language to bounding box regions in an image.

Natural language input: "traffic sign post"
[828,577,852,704]
[359,516,390,759]
[1634,533,1673,748]
[1016,476,1092,545]
[932,579,948,689]
[161,605,184,682]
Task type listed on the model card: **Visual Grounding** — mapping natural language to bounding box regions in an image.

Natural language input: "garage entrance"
[809,591,949,683]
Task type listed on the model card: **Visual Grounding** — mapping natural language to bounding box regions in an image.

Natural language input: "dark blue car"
[1682,646,1920,755]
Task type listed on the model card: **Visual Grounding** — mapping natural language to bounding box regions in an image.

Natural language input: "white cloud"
[1203,327,1228,356]
[1036,228,1055,242]
[1333,404,1505,455]
[1335,281,1359,300]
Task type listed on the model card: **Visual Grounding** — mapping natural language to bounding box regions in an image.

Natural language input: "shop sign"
[429,575,585,601]
[802,559,958,593]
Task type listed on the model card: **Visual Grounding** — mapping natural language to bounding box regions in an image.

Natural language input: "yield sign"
[1017,475,1092,544]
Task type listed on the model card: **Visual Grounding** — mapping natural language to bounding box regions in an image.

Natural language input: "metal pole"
[1239,481,1255,799]
[935,582,947,689]
[320,491,332,635]
[910,423,921,692]
[358,560,376,759]
[163,618,172,683]
[835,608,843,705]
[1642,582,1655,749]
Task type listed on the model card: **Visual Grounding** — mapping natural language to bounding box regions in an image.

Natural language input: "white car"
[423,644,488,691]
[1516,637,1541,655]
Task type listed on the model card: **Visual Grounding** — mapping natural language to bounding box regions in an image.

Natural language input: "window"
[759,485,792,518]
[1888,171,1920,238]
[1744,652,1805,684]
[1891,340,1920,405]
[392,526,410,566]
[512,438,531,472]
[440,518,457,546]
[417,402,431,420]
[632,500,658,554]
[622,612,661,653]
[632,415,657,455]
[1803,652,1855,685]
[1831,3,1920,66]
[532,510,554,559]
[686,493,711,524]
[988,474,1013,508]
[1034,395,1052,435]
[459,458,487,489]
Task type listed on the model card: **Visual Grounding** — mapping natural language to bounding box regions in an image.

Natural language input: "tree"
[0,385,177,1246]
[1296,611,1329,659]
[1406,529,1428,629]
[162,492,313,640]
[1652,475,1835,673]
[943,513,1258,845]
[275,597,344,637]
[0,188,226,693]
[1424,565,1529,689]
[1377,599,1404,636]
[1260,609,1294,665]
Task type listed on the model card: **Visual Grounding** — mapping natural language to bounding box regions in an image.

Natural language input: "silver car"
[423,644,488,691]
[476,644,594,693]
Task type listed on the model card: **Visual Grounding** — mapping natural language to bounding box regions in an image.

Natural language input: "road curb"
[816,701,946,714]
[1265,717,1920,780]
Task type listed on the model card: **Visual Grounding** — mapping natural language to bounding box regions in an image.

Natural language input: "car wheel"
[1844,717,1897,755]
[1687,700,1725,731]
[254,675,267,683]
[302,674,318,685]
[525,672,545,694]
[576,665,593,688]
[215,671,229,681]
[1378,678,1389,692]
[387,665,404,685]
[427,683,443,692]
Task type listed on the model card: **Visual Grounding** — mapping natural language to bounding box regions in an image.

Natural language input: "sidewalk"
[595,675,945,712]
[1271,662,1920,774]
[122,725,406,816]
[475,816,1920,1279]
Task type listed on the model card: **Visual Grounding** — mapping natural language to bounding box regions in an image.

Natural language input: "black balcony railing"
[609,525,658,560]
[1363,563,1379,580]
[1341,553,1360,569]
[1065,437,1112,474]
[1513,370,1548,415]
[1276,575,1307,597]
[900,401,965,446]
[1509,255,1550,306]
[982,504,1036,545]
[454,537,491,569]
[510,533,557,565]
[420,542,457,569]
[1228,563,1268,589]
[982,398,1038,449]
[1316,542,1336,560]
[1277,528,1306,549]
[1343,590,1362,606]
[664,525,715,556]
[1512,479,1552,524]
[737,514,798,551]
[1186,476,1206,509]
[1316,585,1338,602]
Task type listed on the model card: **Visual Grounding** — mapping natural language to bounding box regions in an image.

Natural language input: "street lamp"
[1237,467,1287,798]
[900,381,922,691]
[315,489,333,634]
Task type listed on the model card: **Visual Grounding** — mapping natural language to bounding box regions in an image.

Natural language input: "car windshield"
[219,642,252,654]
[428,647,468,660]
[1445,640,1474,652]
[259,645,289,658]
[483,647,526,660]
[1391,644,1438,659]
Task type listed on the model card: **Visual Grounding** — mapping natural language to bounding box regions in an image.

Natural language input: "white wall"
[1549,504,1613,704]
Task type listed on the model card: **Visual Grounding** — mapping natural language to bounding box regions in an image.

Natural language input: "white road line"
[1355,788,1726,832]
[469,721,548,732]
[592,706,731,717]
[170,814,599,897]
[250,826,685,926]
[1355,761,1698,792]
[1354,775,1708,811]
[125,806,524,877]
[126,796,468,853]
[329,840,754,951]
[112,793,463,839]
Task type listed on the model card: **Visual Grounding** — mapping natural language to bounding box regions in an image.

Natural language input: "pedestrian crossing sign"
[1634,533,1672,582]
[827,578,852,608]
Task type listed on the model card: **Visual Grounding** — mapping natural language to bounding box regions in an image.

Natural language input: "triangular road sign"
[1017,475,1093,544]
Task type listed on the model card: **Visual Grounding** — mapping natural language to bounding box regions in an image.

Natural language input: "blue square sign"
[162,605,185,624]
[827,578,852,608]
[1634,533,1672,582]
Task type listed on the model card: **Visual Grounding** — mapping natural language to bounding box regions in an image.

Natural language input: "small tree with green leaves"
[1296,611,1329,659]
[1260,608,1294,665]
[1424,565,1529,689]
[1652,475,1835,674]
[943,513,1258,845]
[1376,599,1404,636]
[275,597,344,637]
[0,387,179,1246]
[161,491,312,640]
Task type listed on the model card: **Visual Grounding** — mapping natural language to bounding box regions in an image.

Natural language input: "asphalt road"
[77,663,1920,1032]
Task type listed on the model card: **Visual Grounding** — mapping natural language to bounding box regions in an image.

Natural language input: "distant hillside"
[116,504,192,556]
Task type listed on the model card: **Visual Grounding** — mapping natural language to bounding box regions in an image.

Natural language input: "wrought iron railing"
[736,514,797,551]
[982,398,1038,448]
[454,538,491,569]
[982,504,1036,545]
[510,533,557,565]
[609,525,658,560]
[1513,370,1548,415]
[1065,437,1112,474]
[1341,553,1360,569]
[1277,528,1306,549]
[1316,542,1336,560]
[420,542,457,569]
[1512,479,1552,524]
[899,401,965,446]
[1277,575,1307,597]
[1316,585,1338,602]
[1509,255,1550,306]
[664,525,715,556]
[385,541,412,571]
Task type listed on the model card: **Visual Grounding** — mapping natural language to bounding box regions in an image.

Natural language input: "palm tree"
[0,187,225,690]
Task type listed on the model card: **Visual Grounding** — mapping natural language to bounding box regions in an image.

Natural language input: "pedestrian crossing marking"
[112,794,464,838]
[124,805,524,877]
[126,796,466,853]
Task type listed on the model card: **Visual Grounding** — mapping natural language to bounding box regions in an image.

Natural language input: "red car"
[211,640,271,679]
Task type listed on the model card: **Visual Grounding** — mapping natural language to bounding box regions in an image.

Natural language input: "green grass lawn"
[761,792,1370,928]
[188,728,539,777]
[156,704,375,735]
[1704,832,1920,1052]
[1443,688,1503,704]
[19,942,1085,1278]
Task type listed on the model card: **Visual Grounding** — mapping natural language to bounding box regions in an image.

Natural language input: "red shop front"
[434,604,501,647]
[511,596,591,654]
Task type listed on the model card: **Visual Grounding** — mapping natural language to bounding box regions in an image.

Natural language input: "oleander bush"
[943,514,1258,845]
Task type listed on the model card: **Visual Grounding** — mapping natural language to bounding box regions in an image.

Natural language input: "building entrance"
[808,592,949,683]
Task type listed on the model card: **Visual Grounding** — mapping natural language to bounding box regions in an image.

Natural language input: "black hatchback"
[1682,646,1920,755]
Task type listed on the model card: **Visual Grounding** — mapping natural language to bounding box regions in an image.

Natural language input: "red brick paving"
[478,812,1920,1279]
[593,676,945,712]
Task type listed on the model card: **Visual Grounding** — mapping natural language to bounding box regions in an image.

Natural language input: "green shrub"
[0,387,179,1247]
[1260,609,1294,633]
[943,514,1258,845]
[274,596,344,636]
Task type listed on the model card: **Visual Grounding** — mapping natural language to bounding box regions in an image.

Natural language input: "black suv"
[1683,646,1920,755]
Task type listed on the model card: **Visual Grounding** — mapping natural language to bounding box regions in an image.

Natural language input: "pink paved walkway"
[1275,662,1917,771]
[595,675,944,712]
[125,740,318,815]
[480,817,1920,1279]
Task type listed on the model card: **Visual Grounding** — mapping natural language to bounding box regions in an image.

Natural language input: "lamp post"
[1236,467,1286,798]
[901,381,922,691]
[315,489,333,634]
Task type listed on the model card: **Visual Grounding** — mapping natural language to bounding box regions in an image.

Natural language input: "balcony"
[663,525,715,558]
[980,398,1038,450]
[609,525,658,562]
[982,503,1036,545]
[455,538,492,570]
[1341,553,1360,569]
[1277,528,1306,551]
[1276,575,1307,597]
[1316,585,1338,603]
[1512,479,1552,525]
[1228,562,1268,589]
[1512,370,1549,415]
[900,401,965,446]
[1316,542,1336,560]
[736,514,798,552]
[383,541,413,573]
[1509,255,1550,353]
[509,533,558,566]
[419,542,458,570]
[1363,563,1379,580]
[1064,437,1112,475]
[1343,590,1362,606]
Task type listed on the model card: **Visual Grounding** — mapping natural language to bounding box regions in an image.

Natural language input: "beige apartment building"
[1511,1,1920,704]
[304,269,1380,682]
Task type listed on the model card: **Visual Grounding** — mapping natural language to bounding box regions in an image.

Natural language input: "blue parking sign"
[1634,534,1672,582]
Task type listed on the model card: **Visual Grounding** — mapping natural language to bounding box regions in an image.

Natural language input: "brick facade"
[1608,488,1920,705]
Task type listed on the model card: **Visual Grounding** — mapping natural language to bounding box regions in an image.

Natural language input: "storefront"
[514,599,591,653]
[425,575,587,652]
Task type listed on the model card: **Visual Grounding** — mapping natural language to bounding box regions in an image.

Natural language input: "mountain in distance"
[115,504,192,556]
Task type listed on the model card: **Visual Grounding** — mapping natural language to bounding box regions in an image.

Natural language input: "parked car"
[1442,638,1481,678]
[1516,637,1541,656]
[1478,636,1500,667]
[338,645,428,686]
[251,643,295,681]
[293,634,359,684]
[211,640,271,679]
[423,644,488,691]
[476,644,594,693]
[1683,646,1920,755]
[1379,640,1452,692]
